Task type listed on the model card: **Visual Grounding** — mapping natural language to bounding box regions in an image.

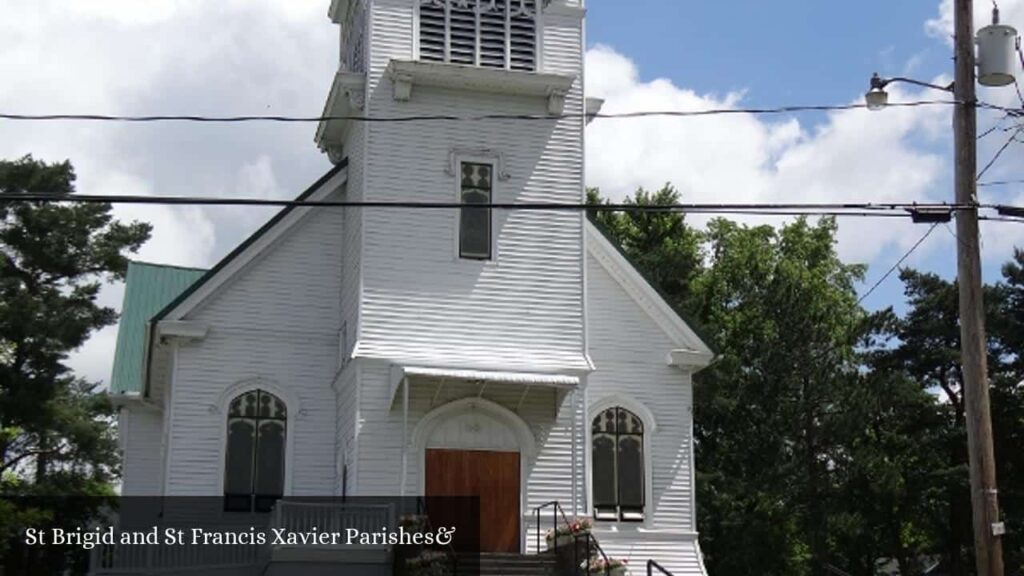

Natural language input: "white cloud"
[0,0,337,385]
[585,44,953,264]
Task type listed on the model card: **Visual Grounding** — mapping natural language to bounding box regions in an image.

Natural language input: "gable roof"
[151,159,348,325]
[110,261,207,394]
[584,219,715,363]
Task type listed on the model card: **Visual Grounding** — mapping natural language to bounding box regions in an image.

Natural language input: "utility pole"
[953,0,1004,574]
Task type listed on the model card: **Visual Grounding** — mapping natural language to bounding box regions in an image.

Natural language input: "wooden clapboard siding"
[119,408,164,496]
[165,201,344,497]
[334,362,359,496]
[595,534,707,576]
[586,251,697,532]
[352,0,588,372]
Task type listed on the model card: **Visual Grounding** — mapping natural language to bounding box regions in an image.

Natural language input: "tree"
[990,250,1024,574]
[0,156,151,570]
[587,186,703,314]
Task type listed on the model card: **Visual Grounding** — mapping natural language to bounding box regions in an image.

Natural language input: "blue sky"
[589,1,943,108]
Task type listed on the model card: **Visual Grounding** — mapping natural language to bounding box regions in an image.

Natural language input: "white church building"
[102,0,715,574]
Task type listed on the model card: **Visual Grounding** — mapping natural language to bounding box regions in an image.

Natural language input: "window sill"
[386,59,575,114]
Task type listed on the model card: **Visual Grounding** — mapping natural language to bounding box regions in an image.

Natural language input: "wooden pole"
[953,0,1004,574]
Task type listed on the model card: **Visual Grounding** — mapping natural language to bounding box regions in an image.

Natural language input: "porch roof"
[388,364,579,405]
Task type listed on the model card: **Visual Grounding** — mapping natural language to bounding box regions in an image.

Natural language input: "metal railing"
[647,559,675,576]
[532,500,572,554]
[415,497,459,575]
[531,500,615,576]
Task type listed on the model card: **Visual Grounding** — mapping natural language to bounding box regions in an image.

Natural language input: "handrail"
[531,500,573,553]
[648,559,674,576]
[415,497,459,574]
[531,501,616,576]
[576,531,612,576]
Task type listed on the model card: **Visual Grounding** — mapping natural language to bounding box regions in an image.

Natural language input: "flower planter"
[545,533,575,550]
[584,565,628,576]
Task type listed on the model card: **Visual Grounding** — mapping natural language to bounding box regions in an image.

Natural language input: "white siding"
[353,0,588,372]
[334,363,359,496]
[119,407,164,496]
[586,252,697,532]
[594,534,706,576]
[165,203,344,497]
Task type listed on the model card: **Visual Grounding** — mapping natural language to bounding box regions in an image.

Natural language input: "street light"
[864,7,1018,109]
[864,73,954,110]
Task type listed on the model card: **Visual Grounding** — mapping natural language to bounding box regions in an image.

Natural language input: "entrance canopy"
[387,364,579,408]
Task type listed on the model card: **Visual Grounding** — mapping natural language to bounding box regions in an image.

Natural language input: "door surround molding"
[412,397,534,552]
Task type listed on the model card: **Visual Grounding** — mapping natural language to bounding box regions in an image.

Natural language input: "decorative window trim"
[446,147,511,181]
[214,378,297,507]
[587,394,655,528]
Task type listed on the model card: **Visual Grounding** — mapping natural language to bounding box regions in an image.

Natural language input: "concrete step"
[456,552,559,576]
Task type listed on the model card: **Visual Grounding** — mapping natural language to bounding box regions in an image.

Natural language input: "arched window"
[418,0,538,72]
[224,389,287,513]
[592,407,645,521]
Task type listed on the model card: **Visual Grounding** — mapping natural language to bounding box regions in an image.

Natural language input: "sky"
[0,0,1022,386]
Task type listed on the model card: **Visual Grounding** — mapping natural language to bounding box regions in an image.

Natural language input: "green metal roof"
[110,261,206,394]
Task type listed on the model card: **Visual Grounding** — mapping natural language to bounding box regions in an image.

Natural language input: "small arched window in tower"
[224,389,287,513]
[592,407,645,521]
[419,0,537,72]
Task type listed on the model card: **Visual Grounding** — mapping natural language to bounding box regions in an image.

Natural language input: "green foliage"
[589,185,1024,576]
[0,156,151,567]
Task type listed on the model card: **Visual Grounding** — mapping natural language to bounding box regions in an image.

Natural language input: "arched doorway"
[414,399,534,553]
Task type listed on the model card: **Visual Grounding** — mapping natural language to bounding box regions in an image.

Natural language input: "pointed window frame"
[223,389,288,513]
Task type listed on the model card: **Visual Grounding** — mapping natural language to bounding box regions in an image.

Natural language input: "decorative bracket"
[547,88,567,115]
[446,148,512,180]
[337,74,366,110]
[325,145,345,165]
[392,72,414,101]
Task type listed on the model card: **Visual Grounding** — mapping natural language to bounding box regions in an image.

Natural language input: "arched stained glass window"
[224,389,287,513]
[592,407,645,521]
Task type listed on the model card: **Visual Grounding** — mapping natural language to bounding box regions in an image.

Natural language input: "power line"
[0,100,960,124]
[857,223,940,305]
[0,192,983,216]
[977,126,1023,181]
[978,178,1024,187]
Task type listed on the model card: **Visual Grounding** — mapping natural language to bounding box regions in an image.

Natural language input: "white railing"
[89,532,265,575]
[271,501,394,547]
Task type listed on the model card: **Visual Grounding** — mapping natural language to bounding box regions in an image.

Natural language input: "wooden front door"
[425,449,521,553]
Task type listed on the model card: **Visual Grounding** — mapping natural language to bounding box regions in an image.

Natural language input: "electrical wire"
[0,193,980,216]
[977,126,1023,181]
[857,223,940,305]
[979,178,1024,187]
[0,100,961,124]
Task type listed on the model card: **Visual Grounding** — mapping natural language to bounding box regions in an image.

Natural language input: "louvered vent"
[419,1,446,63]
[478,1,508,69]
[418,0,536,72]
[509,0,536,71]
[448,1,476,66]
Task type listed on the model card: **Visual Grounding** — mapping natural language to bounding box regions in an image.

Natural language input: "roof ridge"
[129,259,209,273]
